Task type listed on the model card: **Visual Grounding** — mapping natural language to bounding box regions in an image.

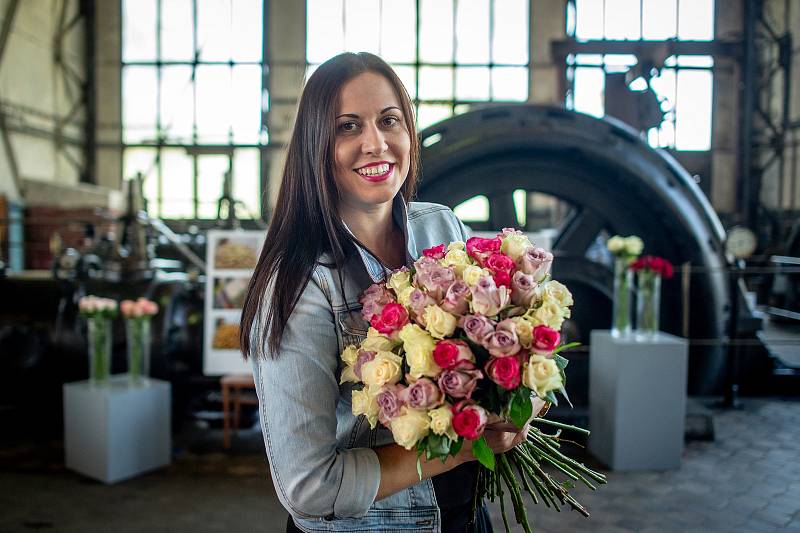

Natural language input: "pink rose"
[422,244,446,260]
[441,279,470,316]
[485,253,516,274]
[485,319,521,356]
[353,350,376,380]
[359,283,394,322]
[438,365,483,399]
[518,247,553,282]
[452,401,488,440]
[432,339,475,370]
[485,355,521,390]
[377,384,405,425]
[408,289,436,325]
[532,325,560,354]
[398,378,443,409]
[511,271,537,307]
[460,314,496,345]
[466,236,502,266]
[120,300,135,317]
[414,260,455,302]
[470,276,510,317]
[370,302,409,337]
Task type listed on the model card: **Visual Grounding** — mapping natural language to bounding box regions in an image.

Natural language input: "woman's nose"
[361,123,388,155]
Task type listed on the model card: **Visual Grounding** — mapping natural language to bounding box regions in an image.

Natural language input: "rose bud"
[451,401,488,440]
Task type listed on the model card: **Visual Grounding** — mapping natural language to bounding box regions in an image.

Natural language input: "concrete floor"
[1,398,799,533]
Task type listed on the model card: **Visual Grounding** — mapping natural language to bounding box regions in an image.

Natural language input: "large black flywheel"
[418,105,730,396]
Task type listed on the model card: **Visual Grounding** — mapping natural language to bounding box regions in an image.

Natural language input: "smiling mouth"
[354,162,394,181]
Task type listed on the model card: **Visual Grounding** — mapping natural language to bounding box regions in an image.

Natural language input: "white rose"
[522,354,563,398]
[501,233,532,262]
[423,305,457,339]
[360,351,403,388]
[390,408,430,450]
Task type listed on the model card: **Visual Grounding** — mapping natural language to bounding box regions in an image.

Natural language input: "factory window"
[306,0,530,130]
[121,0,266,220]
[564,0,714,151]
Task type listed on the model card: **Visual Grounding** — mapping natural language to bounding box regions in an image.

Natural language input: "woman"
[240,52,528,533]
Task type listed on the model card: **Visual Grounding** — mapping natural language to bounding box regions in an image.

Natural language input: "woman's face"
[333,71,411,212]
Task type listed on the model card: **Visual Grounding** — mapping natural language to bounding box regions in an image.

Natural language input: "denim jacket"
[251,195,470,532]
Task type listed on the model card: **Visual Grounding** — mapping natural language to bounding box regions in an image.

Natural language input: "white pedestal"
[63,376,171,483]
[588,330,688,471]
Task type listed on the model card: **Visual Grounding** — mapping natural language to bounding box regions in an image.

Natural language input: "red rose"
[485,253,516,274]
[433,339,474,370]
[452,402,488,440]
[484,355,521,390]
[532,325,560,353]
[423,244,446,260]
[371,302,408,335]
[466,237,502,265]
[492,271,511,289]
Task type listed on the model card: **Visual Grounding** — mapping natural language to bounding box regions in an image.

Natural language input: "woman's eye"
[382,116,400,127]
[339,121,358,132]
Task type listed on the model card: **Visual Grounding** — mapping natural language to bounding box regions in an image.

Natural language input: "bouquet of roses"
[340,229,606,533]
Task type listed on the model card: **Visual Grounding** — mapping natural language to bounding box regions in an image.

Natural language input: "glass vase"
[88,316,112,385]
[126,317,151,385]
[636,271,661,340]
[611,257,633,337]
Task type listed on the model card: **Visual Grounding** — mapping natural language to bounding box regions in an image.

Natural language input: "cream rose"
[429,405,458,441]
[522,354,563,397]
[441,249,471,276]
[352,387,380,428]
[447,241,466,252]
[399,324,440,379]
[624,236,644,256]
[462,265,492,287]
[607,236,625,254]
[525,301,565,330]
[501,233,532,262]
[362,329,396,352]
[540,280,574,308]
[360,351,403,388]
[390,408,430,450]
[341,345,359,366]
[387,270,412,293]
[395,285,416,307]
[510,317,534,348]
[424,305,457,339]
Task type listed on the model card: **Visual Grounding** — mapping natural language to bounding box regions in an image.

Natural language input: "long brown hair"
[240,52,420,360]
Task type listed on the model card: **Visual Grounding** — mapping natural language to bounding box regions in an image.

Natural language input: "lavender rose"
[470,275,510,317]
[438,365,483,399]
[511,271,538,307]
[441,279,470,316]
[485,319,521,357]
[359,283,394,322]
[415,260,456,302]
[408,289,436,326]
[519,247,553,282]
[353,350,376,380]
[377,384,405,425]
[398,377,443,409]
[460,314,496,345]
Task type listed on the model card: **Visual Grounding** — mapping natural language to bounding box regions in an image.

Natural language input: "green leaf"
[545,390,559,406]
[559,385,574,408]
[553,353,570,370]
[553,341,581,355]
[449,437,463,457]
[427,434,450,459]
[472,436,496,471]
[560,480,575,489]
[509,390,533,428]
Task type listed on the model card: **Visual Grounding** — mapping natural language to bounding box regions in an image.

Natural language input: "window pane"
[419,66,454,100]
[678,0,714,41]
[456,0,489,64]
[650,68,677,115]
[604,0,641,40]
[124,148,159,217]
[232,0,262,62]
[160,66,194,144]
[197,0,232,61]
[307,0,344,63]
[676,55,714,67]
[232,65,262,144]
[196,65,231,144]
[380,0,416,63]
[575,53,603,66]
[123,67,158,143]
[161,149,194,219]
[456,67,490,101]
[345,0,380,54]
[642,0,677,40]
[492,0,528,64]
[161,0,194,61]
[491,67,528,101]
[675,69,712,150]
[419,0,454,64]
[417,104,452,130]
[575,0,604,41]
[197,155,229,219]
[233,149,261,218]
[123,0,156,62]
[573,66,605,118]
[603,53,637,73]
[393,65,417,100]
[513,189,526,227]
[454,195,489,222]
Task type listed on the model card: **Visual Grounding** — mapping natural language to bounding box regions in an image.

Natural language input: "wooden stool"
[221,374,258,449]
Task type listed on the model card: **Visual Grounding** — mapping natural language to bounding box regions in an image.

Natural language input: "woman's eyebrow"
[335,106,401,120]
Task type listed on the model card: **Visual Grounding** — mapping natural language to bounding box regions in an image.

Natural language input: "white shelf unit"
[203,229,265,376]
